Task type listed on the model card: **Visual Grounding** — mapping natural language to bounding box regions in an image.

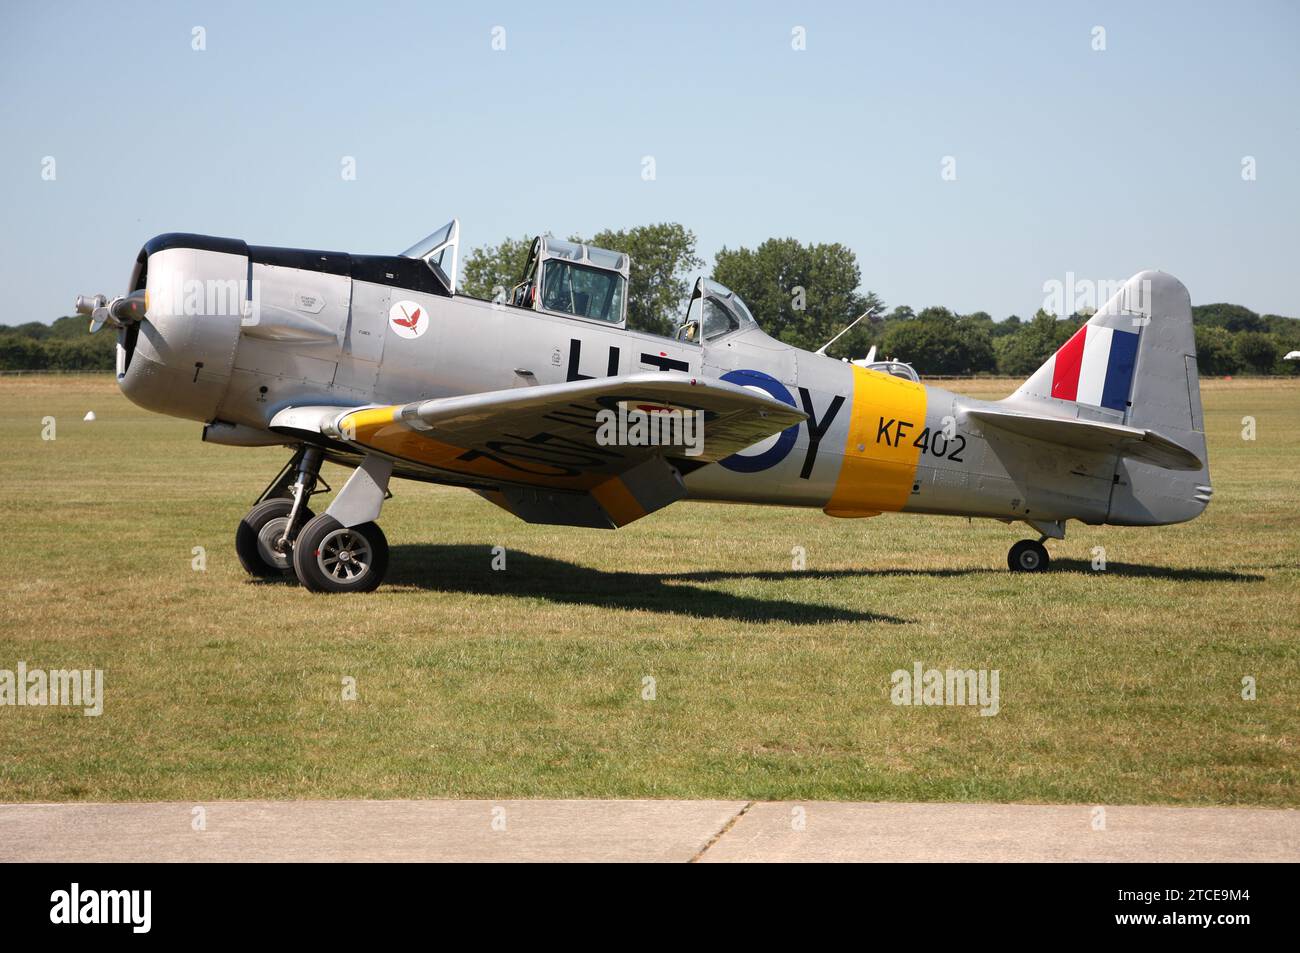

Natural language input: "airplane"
[76,219,1211,592]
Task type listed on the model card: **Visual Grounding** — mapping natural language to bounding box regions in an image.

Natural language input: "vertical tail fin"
[1007,271,1211,525]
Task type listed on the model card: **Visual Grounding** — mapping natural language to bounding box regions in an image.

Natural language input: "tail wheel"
[236,499,314,577]
[1008,539,1050,573]
[292,514,389,593]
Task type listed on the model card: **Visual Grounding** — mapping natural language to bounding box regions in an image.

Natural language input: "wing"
[270,372,806,528]
[966,407,1202,470]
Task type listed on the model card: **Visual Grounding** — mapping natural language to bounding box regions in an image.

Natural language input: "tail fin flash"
[1007,271,1211,525]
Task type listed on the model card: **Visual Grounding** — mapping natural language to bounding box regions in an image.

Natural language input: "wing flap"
[475,456,687,529]
[967,408,1202,470]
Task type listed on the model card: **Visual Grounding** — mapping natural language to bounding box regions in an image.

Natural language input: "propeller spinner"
[76,290,147,333]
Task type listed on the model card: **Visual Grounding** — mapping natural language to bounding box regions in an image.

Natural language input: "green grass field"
[1,374,1296,805]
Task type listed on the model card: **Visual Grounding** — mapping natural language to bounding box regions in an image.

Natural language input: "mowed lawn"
[0,374,1296,806]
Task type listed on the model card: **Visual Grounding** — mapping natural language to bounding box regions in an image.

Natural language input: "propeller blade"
[77,291,146,333]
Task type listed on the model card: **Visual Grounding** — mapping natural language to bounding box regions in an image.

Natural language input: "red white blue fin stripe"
[1050,325,1139,412]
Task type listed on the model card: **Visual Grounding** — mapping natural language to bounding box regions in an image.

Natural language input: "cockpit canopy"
[675,278,758,343]
[400,221,768,344]
[513,236,630,326]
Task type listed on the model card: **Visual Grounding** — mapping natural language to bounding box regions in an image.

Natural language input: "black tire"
[291,514,389,593]
[1007,539,1050,573]
[236,499,315,577]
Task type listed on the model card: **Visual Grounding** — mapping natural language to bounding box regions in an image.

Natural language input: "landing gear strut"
[237,447,395,592]
[235,447,324,577]
[1007,538,1051,572]
[292,453,392,592]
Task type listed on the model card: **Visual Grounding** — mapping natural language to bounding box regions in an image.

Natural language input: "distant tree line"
[5,227,1297,376]
[0,316,117,371]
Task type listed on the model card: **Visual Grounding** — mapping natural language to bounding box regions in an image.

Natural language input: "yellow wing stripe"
[824,368,928,516]
[339,406,400,431]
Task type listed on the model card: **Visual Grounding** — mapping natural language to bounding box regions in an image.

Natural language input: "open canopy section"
[676,278,759,343]
[400,219,460,292]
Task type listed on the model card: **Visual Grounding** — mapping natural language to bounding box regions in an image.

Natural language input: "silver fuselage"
[116,236,1211,530]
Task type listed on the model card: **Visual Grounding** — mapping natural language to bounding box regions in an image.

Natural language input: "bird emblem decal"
[388,300,428,339]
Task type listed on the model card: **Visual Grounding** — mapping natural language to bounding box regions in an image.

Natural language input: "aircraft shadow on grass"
[381,544,906,626]
[1044,559,1264,582]
[252,547,1261,623]
[671,560,1263,584]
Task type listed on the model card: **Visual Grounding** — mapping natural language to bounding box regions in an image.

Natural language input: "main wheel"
[236,499,315,577]
[291,514,389,593]
[1007,539,1050,573]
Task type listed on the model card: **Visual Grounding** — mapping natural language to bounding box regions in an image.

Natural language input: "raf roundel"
[389,300,427,340]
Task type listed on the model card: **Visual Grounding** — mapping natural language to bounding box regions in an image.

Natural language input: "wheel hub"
[317,528,372,581]
[256,517,294,571]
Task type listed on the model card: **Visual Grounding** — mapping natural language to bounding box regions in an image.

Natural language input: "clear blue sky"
[3,0,1297,325]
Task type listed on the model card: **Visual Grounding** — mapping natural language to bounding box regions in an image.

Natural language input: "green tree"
[957,314,998,373]
[46,336,114,370]
[711,238,881,354]
[459,235,534,303]
[1193,326,1240,376]
[0,315,117,371]
[1193,303,1264,333]
[0,334,48,371]
[1233,331,1279,374]
[9,321,53,340]
[881,307,996,375]
[991,315,1022,338]
[48,315,100,340]
[573,223,703,336]
[1261,314,1300,374]
[993,310,1081,377]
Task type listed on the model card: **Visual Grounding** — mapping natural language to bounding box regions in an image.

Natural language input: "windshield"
[699,279,757,340]
[401,221,454,259]
[542,259,626,323]
[400,219,459,290]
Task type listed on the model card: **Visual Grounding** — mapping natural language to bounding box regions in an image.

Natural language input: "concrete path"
[698,801,1300,862]
[1,800,1296,862]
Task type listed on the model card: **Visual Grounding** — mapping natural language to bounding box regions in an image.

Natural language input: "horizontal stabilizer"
[967,408,1202,470]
